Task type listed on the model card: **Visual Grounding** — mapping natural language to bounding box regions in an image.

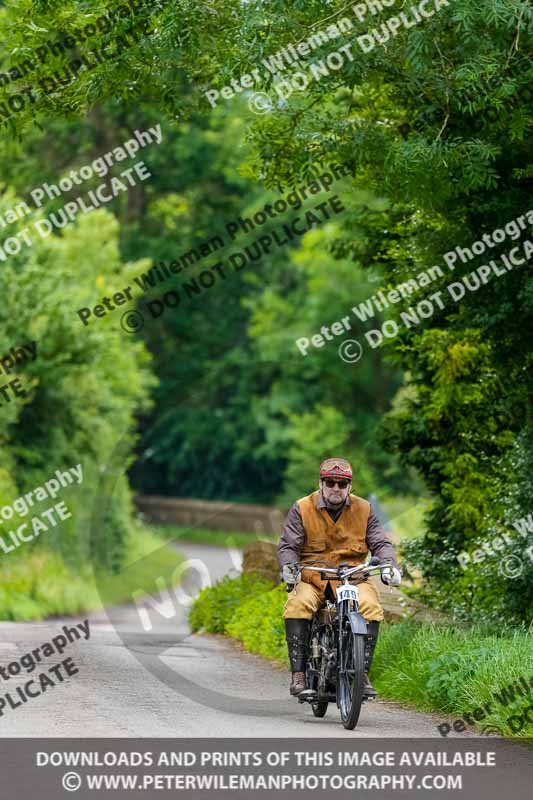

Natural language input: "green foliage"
[0,551,85,621]
[210,0,533,621]
[0,0,530,625]
[190,572,288,663]
[189,572,275,634]
[387,335,533,622]
[225,583,288,664]
[278,406,377,505]
[246,210,408,501]
[380,496,429,541]
[0,525,183,620]
[425,649,496,708]
[0,202,155,570]
[0,3,411,504]
[120,106,293,503]
[373,621,533,737]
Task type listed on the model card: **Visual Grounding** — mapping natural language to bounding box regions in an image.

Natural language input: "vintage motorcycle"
[288,557,393,730]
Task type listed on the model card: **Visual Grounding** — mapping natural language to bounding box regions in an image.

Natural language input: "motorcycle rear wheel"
[337,630,365,730]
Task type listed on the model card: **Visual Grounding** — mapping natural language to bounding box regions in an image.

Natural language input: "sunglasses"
[322,478,350,489]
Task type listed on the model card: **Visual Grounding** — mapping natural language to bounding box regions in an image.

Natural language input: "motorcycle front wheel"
[337,630,365,730]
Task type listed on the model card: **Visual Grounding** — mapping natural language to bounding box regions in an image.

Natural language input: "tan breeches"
[283,580,384,622]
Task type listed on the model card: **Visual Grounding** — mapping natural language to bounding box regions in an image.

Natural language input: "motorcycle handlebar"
[283,561,394,591]
[300,561,393,579]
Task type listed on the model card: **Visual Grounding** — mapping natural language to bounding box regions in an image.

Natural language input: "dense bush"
[0,202,156,571]
[189,573,275,634]
[225,583,288,664]
[0,525,183,620]
[387,355,533,624]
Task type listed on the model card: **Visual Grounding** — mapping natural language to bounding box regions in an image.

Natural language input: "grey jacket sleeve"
[277,502,305,567]
[366,507,399,569]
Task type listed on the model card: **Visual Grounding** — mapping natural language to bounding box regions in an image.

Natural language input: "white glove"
[381,566,401,587]
[282,563,301,584]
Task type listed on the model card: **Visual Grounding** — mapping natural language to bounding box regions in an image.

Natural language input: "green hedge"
[189,573,277,635]
[225,584,288,664]
[0,525,183,621]
[0,206,156,573]
[190,574,533,737]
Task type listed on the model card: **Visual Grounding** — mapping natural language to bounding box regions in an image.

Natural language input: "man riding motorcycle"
[278,457,401,698]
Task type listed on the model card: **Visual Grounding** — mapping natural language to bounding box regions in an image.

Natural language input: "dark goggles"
[322,478,350,489]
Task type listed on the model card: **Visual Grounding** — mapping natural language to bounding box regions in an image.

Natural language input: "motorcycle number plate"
[336,585,358,603]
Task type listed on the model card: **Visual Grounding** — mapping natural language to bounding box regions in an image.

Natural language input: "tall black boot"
[285,618,311,696]
[363,621,380,699]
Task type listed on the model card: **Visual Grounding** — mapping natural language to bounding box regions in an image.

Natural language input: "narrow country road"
[0,543,499,737]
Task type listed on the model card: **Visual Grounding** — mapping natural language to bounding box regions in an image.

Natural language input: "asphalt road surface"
[0,543,487,737]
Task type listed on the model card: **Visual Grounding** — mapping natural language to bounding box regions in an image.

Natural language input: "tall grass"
[373,620,533,736]
[0,525,183,621]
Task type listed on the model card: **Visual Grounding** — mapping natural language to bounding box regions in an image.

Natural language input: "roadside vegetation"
[158,524,276,550]
[190,573,533,738]
[0,524,183,621]
[0,1,530,628]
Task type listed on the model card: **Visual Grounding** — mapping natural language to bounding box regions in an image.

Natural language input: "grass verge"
[190,573,533,737]
[0,524,183,621]
[155,524,276,549]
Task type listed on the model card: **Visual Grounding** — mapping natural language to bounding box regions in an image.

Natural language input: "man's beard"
[322,489,345,509]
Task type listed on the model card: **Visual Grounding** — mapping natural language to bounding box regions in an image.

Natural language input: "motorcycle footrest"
[297,690,318,703]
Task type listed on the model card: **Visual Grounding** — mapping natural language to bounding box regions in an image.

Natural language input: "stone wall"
[135,495,286,536]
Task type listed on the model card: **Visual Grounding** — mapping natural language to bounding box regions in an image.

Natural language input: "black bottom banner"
[1,738,531,799]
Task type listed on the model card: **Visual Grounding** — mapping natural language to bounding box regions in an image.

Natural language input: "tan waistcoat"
[298,491,370,590]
